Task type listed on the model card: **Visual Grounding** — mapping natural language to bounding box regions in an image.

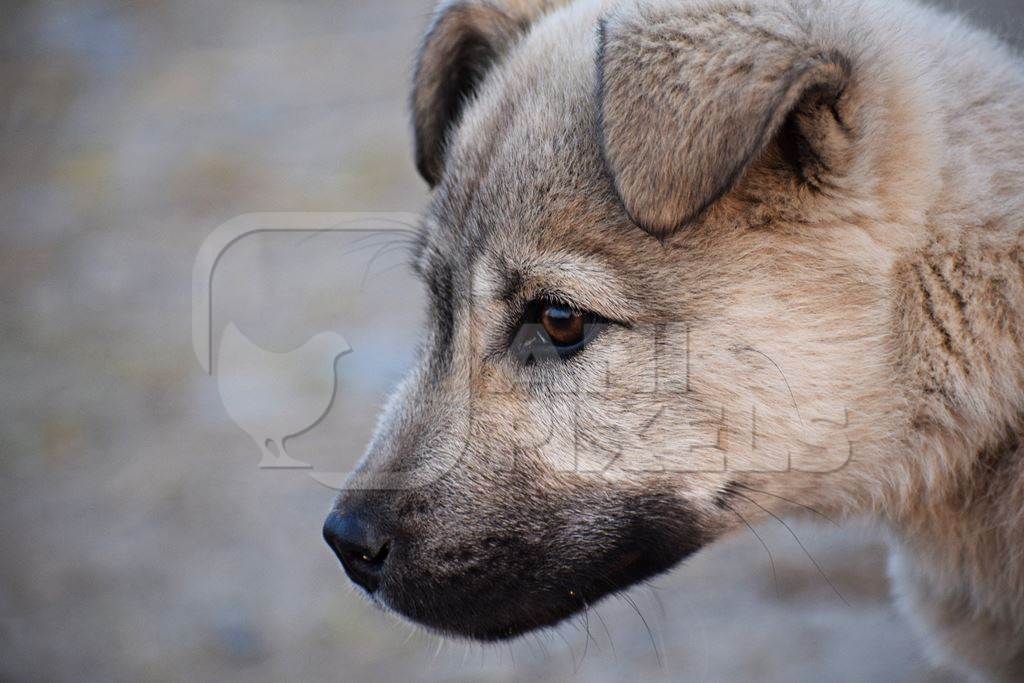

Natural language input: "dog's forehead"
[417,2,619,276]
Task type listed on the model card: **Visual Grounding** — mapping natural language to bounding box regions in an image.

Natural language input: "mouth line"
[375,580,584,641]
[378,543,700,642]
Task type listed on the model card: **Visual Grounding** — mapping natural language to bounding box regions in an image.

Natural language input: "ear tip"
[415,148,442,187]
[618,196,686,240]
[411,110,442,186]
[636,219,683,242]
[821,49,854,78]
[410,0,523,193]
[810,50,854,95]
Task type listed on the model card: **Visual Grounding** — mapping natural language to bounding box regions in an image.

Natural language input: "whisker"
[298,221,420,248]
[334,231,417,261]
[735,483,841,527]
[521,634,536,662]
[580,602,593,663]
[360,241,418,289]
[647,584,667,620]
[533,632,550,661]
[622,592,662,668]
[593,606,616,659]
[554,626,581,673]
[738,345,805,429]
[363,257,415,285]
[725,501,780,599]
[734,491,851,607]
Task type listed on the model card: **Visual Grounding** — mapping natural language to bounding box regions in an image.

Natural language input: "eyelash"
[508,298,612,364]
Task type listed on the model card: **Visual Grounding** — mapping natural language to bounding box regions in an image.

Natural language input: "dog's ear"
[596,12,854,237]
[413,0,558,186]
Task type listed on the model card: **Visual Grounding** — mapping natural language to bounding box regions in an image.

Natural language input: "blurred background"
[1,1,1021,681]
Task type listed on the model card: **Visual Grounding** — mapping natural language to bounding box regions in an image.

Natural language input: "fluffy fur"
[327,1,1024,679]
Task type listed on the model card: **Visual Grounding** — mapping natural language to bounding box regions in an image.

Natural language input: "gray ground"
[2,1,1021,681]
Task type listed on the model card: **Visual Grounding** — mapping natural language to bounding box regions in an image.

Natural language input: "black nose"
[323,509,391,593]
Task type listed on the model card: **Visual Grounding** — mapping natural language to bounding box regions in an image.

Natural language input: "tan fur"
[412,0,574,185]
[336,0,1024,677]
[598,4,853,235]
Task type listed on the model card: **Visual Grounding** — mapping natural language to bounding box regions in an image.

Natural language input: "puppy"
[323,0,1024,679]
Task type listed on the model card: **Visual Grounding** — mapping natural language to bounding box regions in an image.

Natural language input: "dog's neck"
[891,42,1024,492]
[900,223,1024,436]
[884,123,1024,591]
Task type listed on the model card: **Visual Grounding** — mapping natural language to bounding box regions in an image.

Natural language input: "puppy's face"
[325,0,928,639]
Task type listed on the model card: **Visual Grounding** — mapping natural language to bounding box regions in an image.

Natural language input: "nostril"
[323,511,391,593]
[339,538,390,569]
[357,539,390,566]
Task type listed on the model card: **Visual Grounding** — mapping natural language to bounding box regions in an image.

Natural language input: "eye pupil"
[509,299,612,364]
[542,305,585,347]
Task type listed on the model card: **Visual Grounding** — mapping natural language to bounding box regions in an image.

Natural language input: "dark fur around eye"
[509,299,610,364]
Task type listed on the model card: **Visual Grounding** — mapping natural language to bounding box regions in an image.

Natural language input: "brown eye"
[541,304,585,347]
[509,299,612,364]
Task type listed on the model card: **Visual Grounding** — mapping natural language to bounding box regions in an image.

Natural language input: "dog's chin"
[379,535,705,642]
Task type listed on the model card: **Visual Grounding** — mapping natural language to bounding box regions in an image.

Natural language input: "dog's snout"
[323,508,391,594]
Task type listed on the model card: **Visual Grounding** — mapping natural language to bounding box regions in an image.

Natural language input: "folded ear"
[413,0,559,186]
[597,11,854,237]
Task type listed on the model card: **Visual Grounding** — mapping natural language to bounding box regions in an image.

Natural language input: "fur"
[327,1,1024,679]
